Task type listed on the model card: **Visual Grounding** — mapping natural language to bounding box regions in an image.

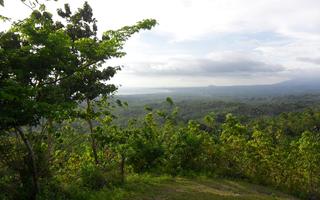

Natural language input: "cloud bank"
[297,57,320,65]
[126,56,285,77]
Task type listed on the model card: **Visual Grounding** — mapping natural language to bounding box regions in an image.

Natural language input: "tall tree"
[0,8,75,199]
[0,1,156,198]
[57,2,156,165]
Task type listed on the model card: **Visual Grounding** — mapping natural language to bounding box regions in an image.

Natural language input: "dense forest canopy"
[0,1,320,200]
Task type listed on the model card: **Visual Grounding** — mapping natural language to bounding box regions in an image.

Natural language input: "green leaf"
[166,97,174,106]
[116,99,123,107]
[0,15,10,22]
[145,106,153,112]
[39,4,46,11]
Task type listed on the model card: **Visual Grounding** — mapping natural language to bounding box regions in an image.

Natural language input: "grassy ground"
[88,175,298,200]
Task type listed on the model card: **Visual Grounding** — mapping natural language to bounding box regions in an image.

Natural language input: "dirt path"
[124,177,298,200]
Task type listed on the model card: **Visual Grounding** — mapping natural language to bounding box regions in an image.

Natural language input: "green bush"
[80,166,106,190]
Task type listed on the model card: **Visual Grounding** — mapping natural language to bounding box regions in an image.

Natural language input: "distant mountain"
[169,78,320,97]
[276,77,320,87]
[118,78,320,98]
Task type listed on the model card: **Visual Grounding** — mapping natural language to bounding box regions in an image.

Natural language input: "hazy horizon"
[116,76,320,96]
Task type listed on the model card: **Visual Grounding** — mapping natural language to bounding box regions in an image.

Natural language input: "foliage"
[0,1,156,199]
[1,1,320,200]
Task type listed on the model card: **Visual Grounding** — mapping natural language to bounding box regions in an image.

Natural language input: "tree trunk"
[16,127,39,200]
[47,118,54,164]
[88,120,99,165]
[120,154,125,183]
[86,98,99,165]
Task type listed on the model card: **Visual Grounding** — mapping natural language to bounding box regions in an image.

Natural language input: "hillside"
[114,93,320,125]
[2,1,320,200]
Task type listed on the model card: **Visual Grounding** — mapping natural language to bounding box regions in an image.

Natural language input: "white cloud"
[3,0,320,40]
[1,0,320,87]
[121,52,285,76]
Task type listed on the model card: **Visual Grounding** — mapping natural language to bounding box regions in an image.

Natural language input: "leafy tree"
[220,114,248,177]
[0,1,156,198]
[246,129,274,183]
[0,8,76,198]
[57,2,156,165]
[96,121,134,183]
[297,131,320,196]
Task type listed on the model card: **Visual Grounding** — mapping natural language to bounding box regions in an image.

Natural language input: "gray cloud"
[297,57,320,65]
[127,57,285,77]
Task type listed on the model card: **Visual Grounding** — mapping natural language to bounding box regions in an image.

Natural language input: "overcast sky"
[1,0,320,88]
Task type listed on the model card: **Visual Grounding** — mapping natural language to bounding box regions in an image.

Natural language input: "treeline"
[115,94,320,125]
[1,98,320,199]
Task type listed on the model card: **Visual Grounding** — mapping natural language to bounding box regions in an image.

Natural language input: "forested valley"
[0,1,320,200]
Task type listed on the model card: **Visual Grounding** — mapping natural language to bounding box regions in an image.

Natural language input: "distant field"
[114,93,320,125]
[90,176,298,200]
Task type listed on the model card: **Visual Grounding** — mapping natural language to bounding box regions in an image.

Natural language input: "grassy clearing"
[88,175,298,200]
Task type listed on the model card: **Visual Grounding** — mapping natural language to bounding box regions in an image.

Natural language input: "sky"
[1,0,320,88]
